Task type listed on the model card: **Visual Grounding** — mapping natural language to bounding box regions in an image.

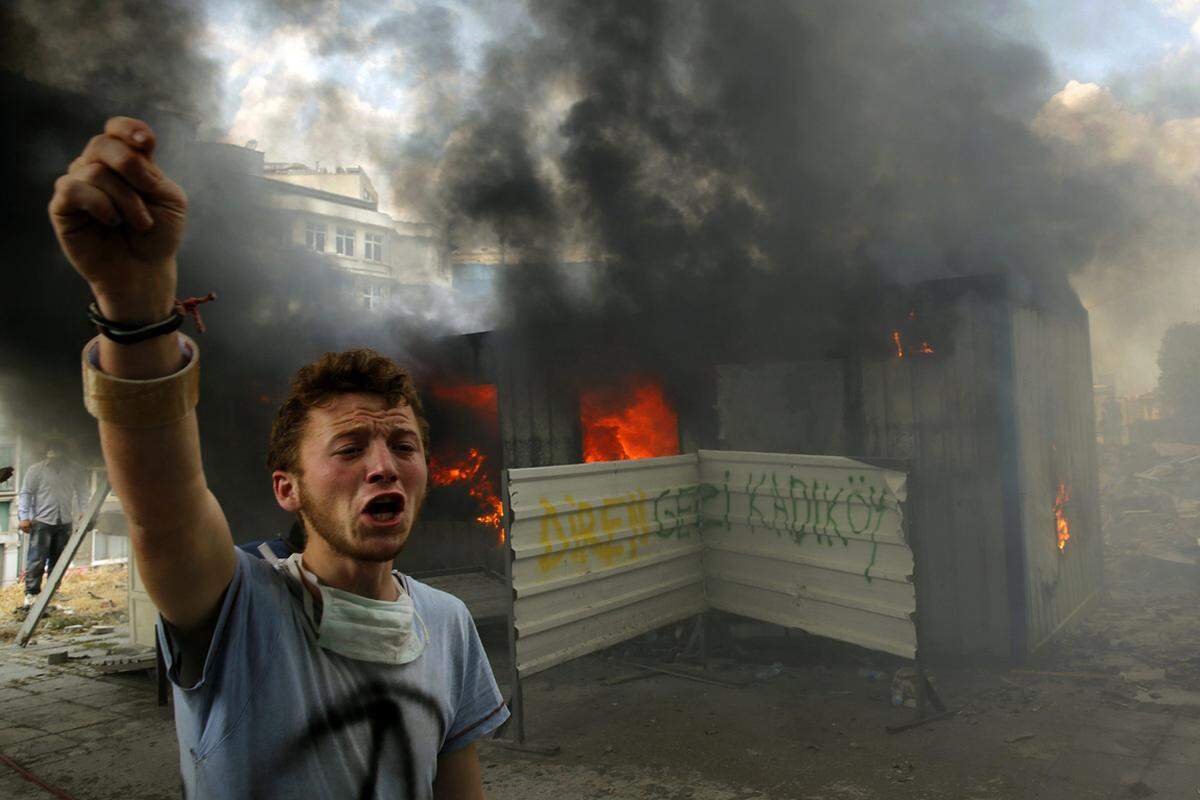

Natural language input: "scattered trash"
[1005,733,1036,744]
[891,667,919,708]
[857,668,885,681]
[46,651,70,665]
[90,625,115,635]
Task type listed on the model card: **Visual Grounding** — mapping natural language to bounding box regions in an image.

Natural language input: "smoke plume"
[5,0,1200,531]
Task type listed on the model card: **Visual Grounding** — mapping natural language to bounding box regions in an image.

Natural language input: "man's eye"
[391,443,416,453]
[335,447,361,456]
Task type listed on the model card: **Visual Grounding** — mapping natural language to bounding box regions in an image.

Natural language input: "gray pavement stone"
[11,700,121,735]
[1049,750,1149,788]
[41,680,144,708]
[1155,734,1199,767]
[1071,726,1161,760]
[0,726,51,748]
[1171,715,1200,739]
[2,733,77,763]
[0,770,56,800]
[1140,760,1200,795]
[0,664,48,684]
[19,673,98,694]
[0,691,50,715]
[24,735,182,800]
[104,696,163,718]
[1084,707,1174,735]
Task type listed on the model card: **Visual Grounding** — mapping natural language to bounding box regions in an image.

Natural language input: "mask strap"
[257,542,280,564]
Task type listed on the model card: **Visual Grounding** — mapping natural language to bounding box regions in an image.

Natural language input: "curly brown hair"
[267,349,430,474]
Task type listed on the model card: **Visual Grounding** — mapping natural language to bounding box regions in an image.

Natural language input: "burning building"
[417,272,1101,664]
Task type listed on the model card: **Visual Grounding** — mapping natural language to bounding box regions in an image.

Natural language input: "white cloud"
[1034,79,1200,185]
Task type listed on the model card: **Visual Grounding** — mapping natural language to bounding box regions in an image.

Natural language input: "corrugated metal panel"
[859,290,1014,660]
[1009,304,1104,653]
[507,455,707,677]
[508,450,918,676]
[698,451,916,659]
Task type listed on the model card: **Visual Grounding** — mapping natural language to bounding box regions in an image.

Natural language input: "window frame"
[364,231,384,264]
[362,283,385,310]
[304,221,327,252]
[336,226,356,257]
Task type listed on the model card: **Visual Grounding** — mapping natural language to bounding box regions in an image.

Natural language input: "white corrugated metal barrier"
[506,450,915,680]
[699,451,914,659]
[506,455,708,677]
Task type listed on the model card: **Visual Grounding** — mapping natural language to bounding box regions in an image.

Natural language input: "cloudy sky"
[138,1,1200,395]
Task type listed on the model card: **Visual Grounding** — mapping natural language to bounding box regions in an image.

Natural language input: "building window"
[304,222,326,252]
[365,232,384,263]
[362,283,385,310]
[336,227,355,257]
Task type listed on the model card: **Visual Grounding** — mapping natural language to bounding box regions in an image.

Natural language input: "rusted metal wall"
[699,451,916,659]
[1008,302,1104,654]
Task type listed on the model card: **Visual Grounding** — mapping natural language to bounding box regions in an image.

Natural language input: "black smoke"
[5,0,1199,529]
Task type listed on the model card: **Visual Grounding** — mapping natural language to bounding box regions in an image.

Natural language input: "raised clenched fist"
[47,117,188,325]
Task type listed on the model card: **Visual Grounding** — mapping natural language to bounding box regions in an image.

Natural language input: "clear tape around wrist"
[81,334,199,428]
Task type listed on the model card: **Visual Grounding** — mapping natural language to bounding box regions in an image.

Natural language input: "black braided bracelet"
[87,302,185,345]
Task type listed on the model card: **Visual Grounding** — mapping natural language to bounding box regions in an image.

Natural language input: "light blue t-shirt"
[158,549,509,799]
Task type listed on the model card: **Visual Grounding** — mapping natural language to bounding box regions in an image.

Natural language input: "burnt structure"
[423,273,1102,663]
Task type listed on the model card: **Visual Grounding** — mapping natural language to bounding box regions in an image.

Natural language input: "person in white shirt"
[17,440,89,606]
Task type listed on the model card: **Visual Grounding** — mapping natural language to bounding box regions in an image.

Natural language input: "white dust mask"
[278,553,427,665]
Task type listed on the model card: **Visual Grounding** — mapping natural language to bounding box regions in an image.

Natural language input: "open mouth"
[362,494,405,523]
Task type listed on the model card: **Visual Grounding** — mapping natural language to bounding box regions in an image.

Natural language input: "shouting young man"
[48,117,507,798]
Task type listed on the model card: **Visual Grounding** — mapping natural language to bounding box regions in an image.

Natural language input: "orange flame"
[1054,482,1071,552]
[891,330,935,358]
[580,377,680,463]
[429,448,505,540]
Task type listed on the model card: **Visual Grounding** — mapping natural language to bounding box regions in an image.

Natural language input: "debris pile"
[0,564,128,643]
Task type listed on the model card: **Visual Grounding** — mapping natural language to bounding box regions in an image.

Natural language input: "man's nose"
[364,441,399,484]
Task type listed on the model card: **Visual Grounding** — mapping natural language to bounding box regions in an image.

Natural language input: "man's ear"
[273,470,301,513]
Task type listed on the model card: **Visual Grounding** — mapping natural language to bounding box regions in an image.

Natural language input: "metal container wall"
[1008,303,1104,653]
[859,288,1017,660]
[494,344,579,470]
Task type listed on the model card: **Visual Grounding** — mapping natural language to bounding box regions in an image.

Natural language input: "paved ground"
[0,620,1197,799]
[1,482,1198,799]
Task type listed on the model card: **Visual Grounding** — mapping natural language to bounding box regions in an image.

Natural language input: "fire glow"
[426,383,505,541]
[890,330,935,359]
[580,377,680,463]
[429,448,505,537]
[1054,481,1071,552]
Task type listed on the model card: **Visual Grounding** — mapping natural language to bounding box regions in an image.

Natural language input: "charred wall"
[709,274,1102,662]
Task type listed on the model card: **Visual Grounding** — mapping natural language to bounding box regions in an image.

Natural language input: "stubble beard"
[296,480,420,563]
